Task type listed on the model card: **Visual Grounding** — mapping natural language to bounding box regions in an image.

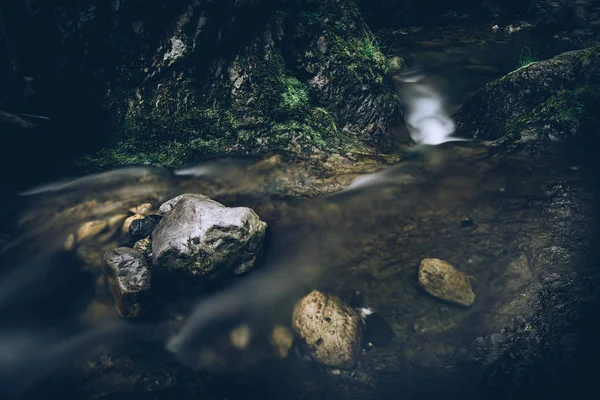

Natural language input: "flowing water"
[0,25,592,400]
[389,24,581,112]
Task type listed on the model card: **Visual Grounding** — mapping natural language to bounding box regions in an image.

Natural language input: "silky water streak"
[396,67,464,146]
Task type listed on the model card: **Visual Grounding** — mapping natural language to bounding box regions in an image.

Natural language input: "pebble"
[270,325,294,359]
[418,258,475,307]
[77,220,108,242]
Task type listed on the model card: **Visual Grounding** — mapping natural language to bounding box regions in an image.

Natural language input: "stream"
[0,24,594,400]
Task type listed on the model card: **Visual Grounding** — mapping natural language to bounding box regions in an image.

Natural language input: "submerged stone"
[418,258,475,307]
[129,203,153,215]
[292,290,364,369]
[102,247,151,318]
[152,194,267,278]
[77,220,108,242]
[270,325,294,359]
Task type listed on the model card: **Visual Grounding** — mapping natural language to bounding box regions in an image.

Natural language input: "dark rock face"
[152,194,267,278]
[455,46,600,160]
[102,247,152,318]
[357,0,535,29]
[0,0,400,172]
[527,0,589,32]
[129,214,162,242]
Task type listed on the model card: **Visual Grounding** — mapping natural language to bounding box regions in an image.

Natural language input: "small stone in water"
[64,233,75,251]
[230,324,251,350]
[77,220,108,242]
[108,214,128,231]
[129,214,162,242]
[103,247,152,318]
[129,203,153,215]
[270,325,294,359]
[292,290,363,369]
[418,258,475,307]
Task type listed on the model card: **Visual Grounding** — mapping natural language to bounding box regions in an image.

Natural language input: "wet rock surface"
[455,46,600,158]
[0,0,400,174]
[292,290,364,369]
[5,140,597,400]
[129,214,162,242]
[152,194,267,278]
[102,247,152,318]
[418,258,476,307]
[1,15,599,400]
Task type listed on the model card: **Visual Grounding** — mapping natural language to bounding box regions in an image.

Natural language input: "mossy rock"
[75,0,400,172]
[454,46,600,159]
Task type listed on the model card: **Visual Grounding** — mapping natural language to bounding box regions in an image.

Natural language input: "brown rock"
[270,325,294,359]
[64,233,76,251]
[77,220,108,242]
[418,258,475,307]
[129,203,153,215]
[292,290,363,369]
[108,214,128,231]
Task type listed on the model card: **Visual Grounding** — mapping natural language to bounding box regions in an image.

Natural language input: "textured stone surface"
[454,46,600,158]
[103,247,152,318]
[129,214,162,242]
[418,258,476,307]
[292,290,364,369]
[152,194,267,277]
[157,193,211,215]
[122,214,145,236]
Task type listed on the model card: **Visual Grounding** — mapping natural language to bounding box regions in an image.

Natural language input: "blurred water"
[0,25,589,400]
[390,25,579,112]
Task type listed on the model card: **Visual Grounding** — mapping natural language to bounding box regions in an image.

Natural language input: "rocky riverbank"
[1,2,600,400]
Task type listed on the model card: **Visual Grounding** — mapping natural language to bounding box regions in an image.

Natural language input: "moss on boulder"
[454,46,600,159]
[75,0,399,172]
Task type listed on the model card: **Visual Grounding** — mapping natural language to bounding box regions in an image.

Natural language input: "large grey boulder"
[152,194,267,278]
[102,247,152,318]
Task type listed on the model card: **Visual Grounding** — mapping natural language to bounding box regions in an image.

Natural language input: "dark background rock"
[357,0,535,30]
